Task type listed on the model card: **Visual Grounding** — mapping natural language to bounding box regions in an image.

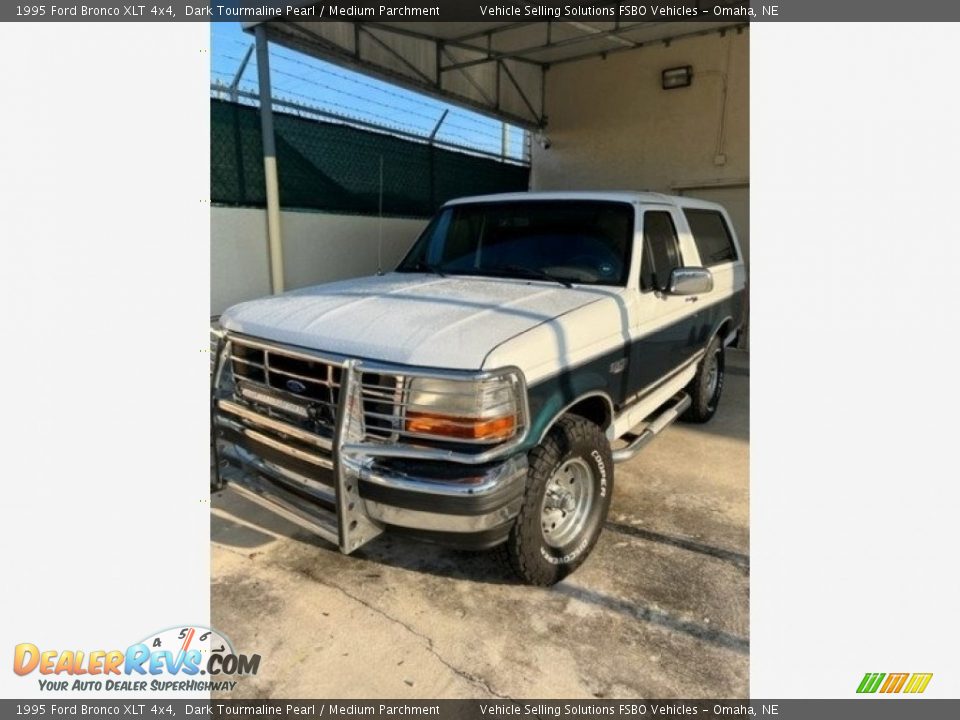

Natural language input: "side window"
[640,211,682,292]
[684,209,738,267]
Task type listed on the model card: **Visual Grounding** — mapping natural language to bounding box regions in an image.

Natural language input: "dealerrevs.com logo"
[13,625,260,693]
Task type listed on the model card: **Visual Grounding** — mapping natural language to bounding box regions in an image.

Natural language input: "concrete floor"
[211,350,749,699]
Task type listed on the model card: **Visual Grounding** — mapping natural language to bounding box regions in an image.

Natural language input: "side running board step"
[612,392,691,464]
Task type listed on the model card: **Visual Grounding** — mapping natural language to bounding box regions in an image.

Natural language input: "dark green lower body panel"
[524,289,745,447]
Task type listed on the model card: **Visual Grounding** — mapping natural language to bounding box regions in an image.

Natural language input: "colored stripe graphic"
[903,673,933,694]
[880,673,909,693]
[857,673,885,693]
[857,672,933,694]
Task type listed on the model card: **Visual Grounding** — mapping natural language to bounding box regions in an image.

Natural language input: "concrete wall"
[211,207,426,315]
[531,29,749,256]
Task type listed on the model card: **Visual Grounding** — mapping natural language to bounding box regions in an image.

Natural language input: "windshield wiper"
[493,264,574,289]
[408,260,447,277]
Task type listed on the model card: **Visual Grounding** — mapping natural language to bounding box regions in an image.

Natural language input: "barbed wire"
[212,36,508,133]
[211,77,503,154]
[211,97,521,170]
[212,76,432,138]
[270,68,505,142]
[266,46,508,132]
[214,51,514,134]
[211,44,528,161]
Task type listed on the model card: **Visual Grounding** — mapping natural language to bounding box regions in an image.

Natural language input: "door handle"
[685,296,699,303]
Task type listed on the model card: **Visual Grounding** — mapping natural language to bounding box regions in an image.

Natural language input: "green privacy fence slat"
[210,99,530,218]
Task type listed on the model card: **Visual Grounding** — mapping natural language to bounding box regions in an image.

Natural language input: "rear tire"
[682,334,725,423]
[498,416,613,586]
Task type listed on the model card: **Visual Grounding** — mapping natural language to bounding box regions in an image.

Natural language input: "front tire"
[682,334,725,423]
[499,416,613,586]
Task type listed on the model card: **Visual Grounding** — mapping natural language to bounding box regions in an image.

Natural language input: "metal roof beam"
[440,45,495,107]
[550,22,748,66]
[449,22,541,43]
[362,22,544,67]
[499,59,541,127]
[568,21,636,48]
[440,22,651,72]
[357,23,435,86]
[278,21,362,65]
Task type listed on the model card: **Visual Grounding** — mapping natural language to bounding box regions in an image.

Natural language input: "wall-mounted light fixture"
[534,130,551,150]
[662,66,693,90]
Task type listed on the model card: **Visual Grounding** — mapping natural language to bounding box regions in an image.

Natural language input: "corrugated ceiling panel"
[439,44,498,108]
[497,58,542,123]
[358,25,437,85]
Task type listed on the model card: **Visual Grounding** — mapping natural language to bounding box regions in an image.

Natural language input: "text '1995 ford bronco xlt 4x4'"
[211,191,746,585]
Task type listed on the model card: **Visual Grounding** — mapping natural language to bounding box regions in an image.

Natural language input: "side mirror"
[667,267,713,295]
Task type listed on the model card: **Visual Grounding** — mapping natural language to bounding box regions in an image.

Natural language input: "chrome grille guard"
[211,332,529,555]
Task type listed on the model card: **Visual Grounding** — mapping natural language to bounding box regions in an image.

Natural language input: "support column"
[255,25,284,295]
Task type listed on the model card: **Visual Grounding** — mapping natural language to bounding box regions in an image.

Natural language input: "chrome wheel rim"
[706,350,721,399]
[540,458,595,548]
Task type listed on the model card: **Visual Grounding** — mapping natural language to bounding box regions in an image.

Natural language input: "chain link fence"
[211,99,530,218]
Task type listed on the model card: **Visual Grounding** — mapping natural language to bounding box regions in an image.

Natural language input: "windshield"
[396,200,635,286]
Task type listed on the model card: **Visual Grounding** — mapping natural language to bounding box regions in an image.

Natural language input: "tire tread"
[498,415,611,586]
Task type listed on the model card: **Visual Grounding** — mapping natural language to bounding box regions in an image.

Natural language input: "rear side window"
[640,211,682,292]
[684,209,738,266]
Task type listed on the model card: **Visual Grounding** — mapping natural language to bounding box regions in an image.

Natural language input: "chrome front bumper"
[213,350,528,554]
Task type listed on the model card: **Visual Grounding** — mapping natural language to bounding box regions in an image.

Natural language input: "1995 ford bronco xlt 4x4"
[211,191,746,585]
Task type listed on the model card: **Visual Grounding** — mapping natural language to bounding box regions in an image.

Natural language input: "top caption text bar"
[7,1,960,23]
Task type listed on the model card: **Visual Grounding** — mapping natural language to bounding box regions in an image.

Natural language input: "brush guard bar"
[211,335,528,554]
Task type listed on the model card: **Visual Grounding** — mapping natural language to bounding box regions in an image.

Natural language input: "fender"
[708,313,735,348]
[525,361,618,448]
[702,284,747,349]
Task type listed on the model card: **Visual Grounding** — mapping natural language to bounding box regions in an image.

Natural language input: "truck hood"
[219,273,610,371]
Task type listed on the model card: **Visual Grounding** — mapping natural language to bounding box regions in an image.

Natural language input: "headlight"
[404,373,523,443]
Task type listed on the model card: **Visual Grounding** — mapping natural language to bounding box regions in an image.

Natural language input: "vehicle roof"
[444,190,726,211]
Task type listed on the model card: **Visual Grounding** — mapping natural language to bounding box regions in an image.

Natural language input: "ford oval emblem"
[286,379,307,394]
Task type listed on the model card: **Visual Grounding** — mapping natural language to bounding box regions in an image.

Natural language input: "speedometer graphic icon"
[138,625,234,674]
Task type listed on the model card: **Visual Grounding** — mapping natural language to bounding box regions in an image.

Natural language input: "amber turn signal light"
[405,412,516,442]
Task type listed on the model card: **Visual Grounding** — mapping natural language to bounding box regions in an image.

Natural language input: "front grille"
[222,336,521,452]
[358,371,405,442]
[227,338,407,444]
[230,338,343,437]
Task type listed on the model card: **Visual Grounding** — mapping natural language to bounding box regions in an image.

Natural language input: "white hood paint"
[220,273,621,373]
